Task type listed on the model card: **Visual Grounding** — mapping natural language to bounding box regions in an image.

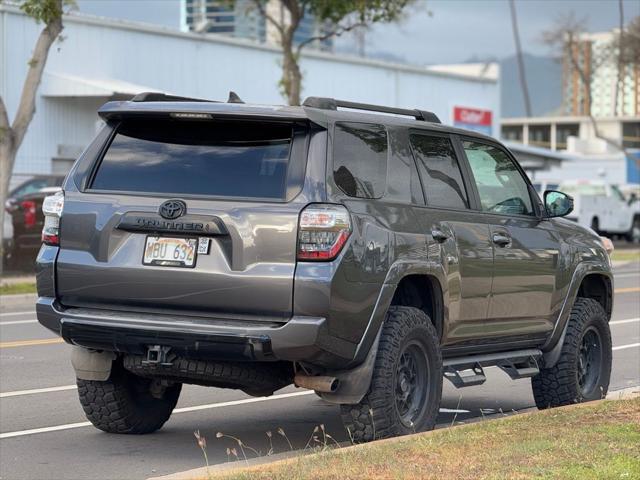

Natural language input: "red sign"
[453,106,492,126]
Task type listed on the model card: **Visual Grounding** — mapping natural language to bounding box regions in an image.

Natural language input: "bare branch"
[296,20,366,56]
[0,96,9,134]
[250,0,284,36]
[11,12,63,150]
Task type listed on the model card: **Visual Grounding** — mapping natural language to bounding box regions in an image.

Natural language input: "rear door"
[56,116,310,321]
[409,131,494,345]
[460,138,561,338]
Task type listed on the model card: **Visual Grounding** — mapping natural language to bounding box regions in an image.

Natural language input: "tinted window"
[11,179,49,198]
[333,122,387,198]
[411,134,468,209]
[91,119,293,199]
[463,140,534,216]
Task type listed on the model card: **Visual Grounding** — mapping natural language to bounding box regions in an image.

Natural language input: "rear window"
[410,134,468,209]
[333,122,387,199]
[90,118,293,199]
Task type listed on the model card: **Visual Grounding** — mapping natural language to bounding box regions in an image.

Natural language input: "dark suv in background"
[4,175,64,269]
[36,94,613,441]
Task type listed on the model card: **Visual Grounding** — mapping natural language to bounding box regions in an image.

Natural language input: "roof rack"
[302,97,441,123]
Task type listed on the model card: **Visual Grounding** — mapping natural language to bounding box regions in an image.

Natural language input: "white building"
[501,115,640,184]
[1,3,499,179]
[562,29,639,117]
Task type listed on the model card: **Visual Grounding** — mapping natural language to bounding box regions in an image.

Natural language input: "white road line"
[0,310,35,318]
[613,343,640,351]
[0,319,38,326]
[615,272,640,278]
[0,385,77,398]
[0,390,316,439]
[0,421,92,439]
[610,318,640,326]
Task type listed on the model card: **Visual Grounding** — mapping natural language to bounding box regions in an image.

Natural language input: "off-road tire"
[532,297,612,409]
[626,215,640,243]
[77,363,181,434]
[340,306,442,443]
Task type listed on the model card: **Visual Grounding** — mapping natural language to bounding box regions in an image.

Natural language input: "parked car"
[4,175,64,268]
[36,94,613,441]
[559,180,640,243]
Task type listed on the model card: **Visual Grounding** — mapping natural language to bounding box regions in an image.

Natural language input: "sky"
[75,0,640,65]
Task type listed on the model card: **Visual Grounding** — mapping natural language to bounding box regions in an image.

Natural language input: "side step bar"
[443,349,542,388]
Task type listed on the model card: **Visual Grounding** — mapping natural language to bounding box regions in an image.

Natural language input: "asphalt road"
[1,263,638,480]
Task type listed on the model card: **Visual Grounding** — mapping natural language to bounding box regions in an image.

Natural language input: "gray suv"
[36,94,613,441]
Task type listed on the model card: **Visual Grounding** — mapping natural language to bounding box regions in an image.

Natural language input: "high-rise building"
[562,29,639,117]
[182,0,333,51]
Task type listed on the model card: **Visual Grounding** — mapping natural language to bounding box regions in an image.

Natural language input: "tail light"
[297,204,351,261]
[21,200,37,228]
[41,191,64,246]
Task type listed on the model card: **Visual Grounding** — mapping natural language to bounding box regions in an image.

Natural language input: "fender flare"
[320,261,447,405]
[542,262,613,368]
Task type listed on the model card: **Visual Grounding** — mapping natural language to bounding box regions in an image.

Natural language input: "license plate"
[143,236,197,268]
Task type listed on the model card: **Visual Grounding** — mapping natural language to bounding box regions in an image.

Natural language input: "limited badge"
[197,237,211,255]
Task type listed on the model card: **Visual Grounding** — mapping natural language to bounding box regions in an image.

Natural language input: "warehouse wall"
[1,4,499,175]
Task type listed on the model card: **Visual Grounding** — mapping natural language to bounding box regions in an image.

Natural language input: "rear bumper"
[36,297,353,366]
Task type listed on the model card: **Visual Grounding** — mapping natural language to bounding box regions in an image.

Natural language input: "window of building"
[333,122,388,199]
[410,134,468,209]
[623,122,640,149]
[556,123,580,150]
[501,125,523,142]
[528,125,551,148]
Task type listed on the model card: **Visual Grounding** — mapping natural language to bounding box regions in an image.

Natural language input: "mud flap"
[71,346,116,381]
[319,330,381,405]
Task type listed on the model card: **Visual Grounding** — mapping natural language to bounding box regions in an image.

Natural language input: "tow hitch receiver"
[143,345,173,366]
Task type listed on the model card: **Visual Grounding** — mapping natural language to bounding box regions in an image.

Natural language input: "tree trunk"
[282,45,302,106]
[614,0,624,116]
[509,0,532,117]
[0,140,16,276]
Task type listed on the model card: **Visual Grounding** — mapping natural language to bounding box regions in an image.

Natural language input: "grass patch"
[206,398,640,480]
[0,281,36,295]
[611,249,640,263]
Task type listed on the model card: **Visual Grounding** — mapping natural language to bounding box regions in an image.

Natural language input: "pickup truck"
[557,181,640,243]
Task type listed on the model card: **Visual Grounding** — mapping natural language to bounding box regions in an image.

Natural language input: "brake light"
[41,191,64,246]
[297,204,351,261]
[21,200,37,228]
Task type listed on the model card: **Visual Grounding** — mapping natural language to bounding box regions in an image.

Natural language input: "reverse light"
[297,204,351,261]
[41,191,64,246]
[21,200,37,228]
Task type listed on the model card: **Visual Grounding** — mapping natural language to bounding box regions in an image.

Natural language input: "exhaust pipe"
[294,374,340,393]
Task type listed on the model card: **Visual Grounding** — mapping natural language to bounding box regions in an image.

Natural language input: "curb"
[149,386,640,480]
[605,385,640,400]
[147,449,305,480]
[0,293,37,307]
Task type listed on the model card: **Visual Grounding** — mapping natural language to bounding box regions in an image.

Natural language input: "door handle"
[492,232,511,247]
[431,227,449,243]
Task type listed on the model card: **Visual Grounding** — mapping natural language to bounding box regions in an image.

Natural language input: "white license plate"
[143,236,197,268]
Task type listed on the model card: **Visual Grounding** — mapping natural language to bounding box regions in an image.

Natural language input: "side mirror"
[544,190,574,218]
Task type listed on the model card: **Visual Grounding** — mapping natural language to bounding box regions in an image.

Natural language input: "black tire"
[626,216,640,243]
[590,217,600,235]
[77,362,181,434]
[340,306,442,443]
[532,297,612,409]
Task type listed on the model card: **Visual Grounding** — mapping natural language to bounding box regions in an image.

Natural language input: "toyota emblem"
[159,199,186,220]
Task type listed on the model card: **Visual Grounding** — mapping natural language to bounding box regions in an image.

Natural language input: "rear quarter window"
[90,118,294,199]
[333,122,388,199]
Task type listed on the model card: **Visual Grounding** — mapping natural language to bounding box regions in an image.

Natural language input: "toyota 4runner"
[35,94,614,441]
